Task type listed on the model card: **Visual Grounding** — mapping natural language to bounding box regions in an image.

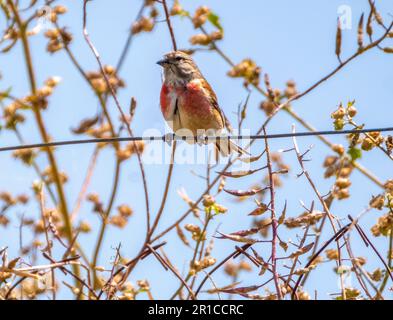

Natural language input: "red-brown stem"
[292,125,346,299]
[161,0,177,51]
[263,127,282,300]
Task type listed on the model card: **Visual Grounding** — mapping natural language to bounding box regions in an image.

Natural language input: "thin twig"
[263,127,282,299]
[161,0,177,51]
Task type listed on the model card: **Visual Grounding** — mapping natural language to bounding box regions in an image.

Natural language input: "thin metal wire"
[1,127,393,153]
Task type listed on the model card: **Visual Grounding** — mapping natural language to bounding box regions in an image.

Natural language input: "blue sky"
[0,0,392,299]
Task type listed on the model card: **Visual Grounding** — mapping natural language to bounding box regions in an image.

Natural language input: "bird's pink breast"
[180,81,212,117]
[160,84,171,117]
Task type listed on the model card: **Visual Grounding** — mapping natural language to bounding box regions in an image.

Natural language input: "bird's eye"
[175,56,183,61]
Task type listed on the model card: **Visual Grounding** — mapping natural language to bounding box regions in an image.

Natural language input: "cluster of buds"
[284,80,298,99]
[331,101,357,131]
[131,16,155,34]
[44,27,72,53]
[192,6,210,28]
[323,155,353,200]
[224,260,252,277]
[333,177,351,200]
[117,282,137,300]
[331,102,386,152]
[202,194,227,214]
[325,249,339,260]
[37,5,67,24]
[284,211,323,229]
[109,204,134,229]
[202,194,215,207]
[260,88,281,116]
[228,59,261,87]
[87,193,104,215]
[16,278,47,300]
[26,76,62,110]
[118,204,133,218]
[42,166,68,185]
[0,192,29,226]
[3,100,26,129]
[360,131,384,151]
[369,268,383,282]
[343,288,361,300]
[369,194,385,210]
[184,223,206,241]
[384,180,393,195]
[294,265,317,276]
[371,212,393,237]
[189,256,216,275]
[34,208,62,235]
[189,31,223,46]
[116,141,145,161]
[137,279,150,292]
[87,66,125,95]
[2,192,28,206]
[13,148,36,167]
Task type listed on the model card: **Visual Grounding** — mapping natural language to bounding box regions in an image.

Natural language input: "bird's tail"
[215,138,249,157]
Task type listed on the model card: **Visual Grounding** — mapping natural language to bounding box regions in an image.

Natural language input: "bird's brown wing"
[200,78,233,133]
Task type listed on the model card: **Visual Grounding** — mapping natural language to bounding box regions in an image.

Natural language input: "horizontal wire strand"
[1,127,393,152]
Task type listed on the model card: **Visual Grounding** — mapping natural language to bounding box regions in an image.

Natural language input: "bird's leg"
[163,132,175,146]
[195,129,208,146]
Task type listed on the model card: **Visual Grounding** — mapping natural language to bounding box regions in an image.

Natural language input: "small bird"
[157,50,246,157]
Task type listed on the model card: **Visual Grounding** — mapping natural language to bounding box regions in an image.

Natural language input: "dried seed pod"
[369,194,385,210]
[176,224,190,246]
[335,19,342,61]
[357,13,364,49]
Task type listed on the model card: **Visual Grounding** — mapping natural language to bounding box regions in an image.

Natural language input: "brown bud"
[332,144,345,155]
[202,195,215,207]
[335,178,351,189]
[369,195,385,210]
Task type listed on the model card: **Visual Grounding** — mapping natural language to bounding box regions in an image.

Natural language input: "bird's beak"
[157,58,169,66]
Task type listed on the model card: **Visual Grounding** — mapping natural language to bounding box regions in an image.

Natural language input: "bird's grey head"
[157,51,201,85]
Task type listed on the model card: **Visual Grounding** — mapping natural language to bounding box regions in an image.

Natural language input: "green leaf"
[347,147,362,161]
[347,100,356,108]
[207,12,223,31]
